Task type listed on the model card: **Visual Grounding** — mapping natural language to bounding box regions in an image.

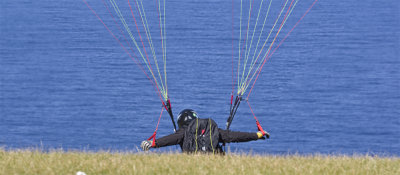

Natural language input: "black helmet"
[177,109,198,129]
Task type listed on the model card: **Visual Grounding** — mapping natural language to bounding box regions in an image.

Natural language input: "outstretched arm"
[218,129,259,143]
[154,129,184,147]
[141,129,184,151]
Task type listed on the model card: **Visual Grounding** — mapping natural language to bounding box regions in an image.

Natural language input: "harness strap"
[209,118,215,154]
[195,118,199,153]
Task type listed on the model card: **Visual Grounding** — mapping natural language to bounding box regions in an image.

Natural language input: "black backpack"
[182,118,220,153]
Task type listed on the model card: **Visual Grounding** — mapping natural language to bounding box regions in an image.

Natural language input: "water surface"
[1,0,399,155]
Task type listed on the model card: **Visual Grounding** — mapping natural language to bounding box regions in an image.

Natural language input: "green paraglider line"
[228,0,319,133]
[83,0,165,104]
[84,0,176,133]
[246,0,319,99]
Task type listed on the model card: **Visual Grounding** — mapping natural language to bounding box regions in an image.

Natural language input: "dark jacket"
[155,128,259,149]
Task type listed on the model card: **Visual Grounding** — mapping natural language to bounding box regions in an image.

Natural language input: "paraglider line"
[246,0,319,99]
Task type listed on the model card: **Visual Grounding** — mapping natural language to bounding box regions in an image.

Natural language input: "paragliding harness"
[182,118,221,154]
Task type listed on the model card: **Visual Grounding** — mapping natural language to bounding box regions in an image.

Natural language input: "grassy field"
[0,149,399,175]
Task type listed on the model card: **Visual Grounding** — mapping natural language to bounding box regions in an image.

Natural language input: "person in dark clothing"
[141,109,270,153]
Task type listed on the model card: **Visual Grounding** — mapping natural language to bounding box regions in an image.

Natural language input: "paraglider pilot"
[141,109,269,153]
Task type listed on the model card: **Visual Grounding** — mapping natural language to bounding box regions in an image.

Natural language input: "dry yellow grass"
[0,149,399,175]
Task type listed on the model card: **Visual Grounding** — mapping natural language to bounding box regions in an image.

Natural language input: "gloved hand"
[257,130,270,139]
[141,140,153,151]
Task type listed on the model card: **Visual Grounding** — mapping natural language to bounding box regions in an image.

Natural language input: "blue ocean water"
[1,0,399,155]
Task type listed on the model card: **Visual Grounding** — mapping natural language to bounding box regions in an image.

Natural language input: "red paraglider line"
[147,107,164,147]
[247,0,318,99]
[83,0,164,103]
[246,100,259,122]
[155,0,167,94]
[269,0,319,64]
[103,0,132,53]
[247,100,266,135]
[154,107,164,133]
[238,0,255,88]
[249,0,295,96]
[239,0,289,95]
[127,0,157,82]
[231,0,235,98]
